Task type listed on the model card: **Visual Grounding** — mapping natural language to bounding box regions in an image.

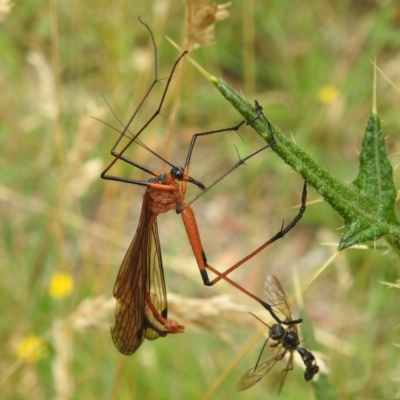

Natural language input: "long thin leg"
[101,117,252,192]
[183,99,273,171]
[179,100,275,206]
[179,140,275,211]
[101,23,273,208]
[144,292,183,335]
[101,27,188,182]
[208,181,307,283]
[100,117,274,202]
[181,181,307,325]
[109,17,159,156]
[95,111,170,176]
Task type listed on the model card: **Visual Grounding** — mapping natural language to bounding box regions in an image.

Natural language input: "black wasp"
[237,275,319,393]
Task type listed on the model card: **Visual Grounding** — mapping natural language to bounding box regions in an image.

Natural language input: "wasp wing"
[236,347,287,391]
[264,275,295,325]
[277,348,295,394]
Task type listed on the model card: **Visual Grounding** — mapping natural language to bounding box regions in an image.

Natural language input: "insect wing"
[236,357,279,391]
[111,230,146,354]
[277,349,295,394]
[264,275,295,325]
[111,196,158,354]
[143,219,168,340]
[236,346,287,392]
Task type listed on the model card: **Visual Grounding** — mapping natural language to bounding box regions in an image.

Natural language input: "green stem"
[212,77,400,251]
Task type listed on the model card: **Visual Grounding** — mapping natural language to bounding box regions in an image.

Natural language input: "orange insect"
[101,19,307,355]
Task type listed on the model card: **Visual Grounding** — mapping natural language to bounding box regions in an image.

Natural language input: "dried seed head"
[185,1,231,50]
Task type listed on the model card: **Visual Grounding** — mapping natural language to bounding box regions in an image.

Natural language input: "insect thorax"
[282,330,300,349]
[147,173,184,214]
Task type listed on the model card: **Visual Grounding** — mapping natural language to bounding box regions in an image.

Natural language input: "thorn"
[290,131,297,145]
[235,129,244,141]
[234,145,245,165]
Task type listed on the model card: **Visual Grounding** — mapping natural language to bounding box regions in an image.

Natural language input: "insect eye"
[270,324,285,340]
[171,167,183,179]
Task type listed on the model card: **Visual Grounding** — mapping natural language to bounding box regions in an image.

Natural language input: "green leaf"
[352,115,396,221]
[211,76,400,254]
[341,114,399,248]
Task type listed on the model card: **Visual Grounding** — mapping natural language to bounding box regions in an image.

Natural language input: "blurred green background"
[1,1,400,399]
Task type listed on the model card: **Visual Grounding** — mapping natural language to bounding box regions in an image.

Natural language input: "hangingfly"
[101,19,307,355]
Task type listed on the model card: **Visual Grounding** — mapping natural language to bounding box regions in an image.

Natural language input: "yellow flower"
[49,271,73,299]
[317,85,339,104]
[15,334,46,363]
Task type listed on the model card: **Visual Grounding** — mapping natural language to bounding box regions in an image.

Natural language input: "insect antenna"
[94,99,178,170]
[248,312,270,328]
[248,313,273,369]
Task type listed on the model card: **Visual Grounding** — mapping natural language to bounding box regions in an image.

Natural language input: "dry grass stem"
[26,52,58,121]
[68,294,269,335]
[167,292,273,334]
[69,297,115,333]
[0,292,272,387]
[52,322,73,400]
